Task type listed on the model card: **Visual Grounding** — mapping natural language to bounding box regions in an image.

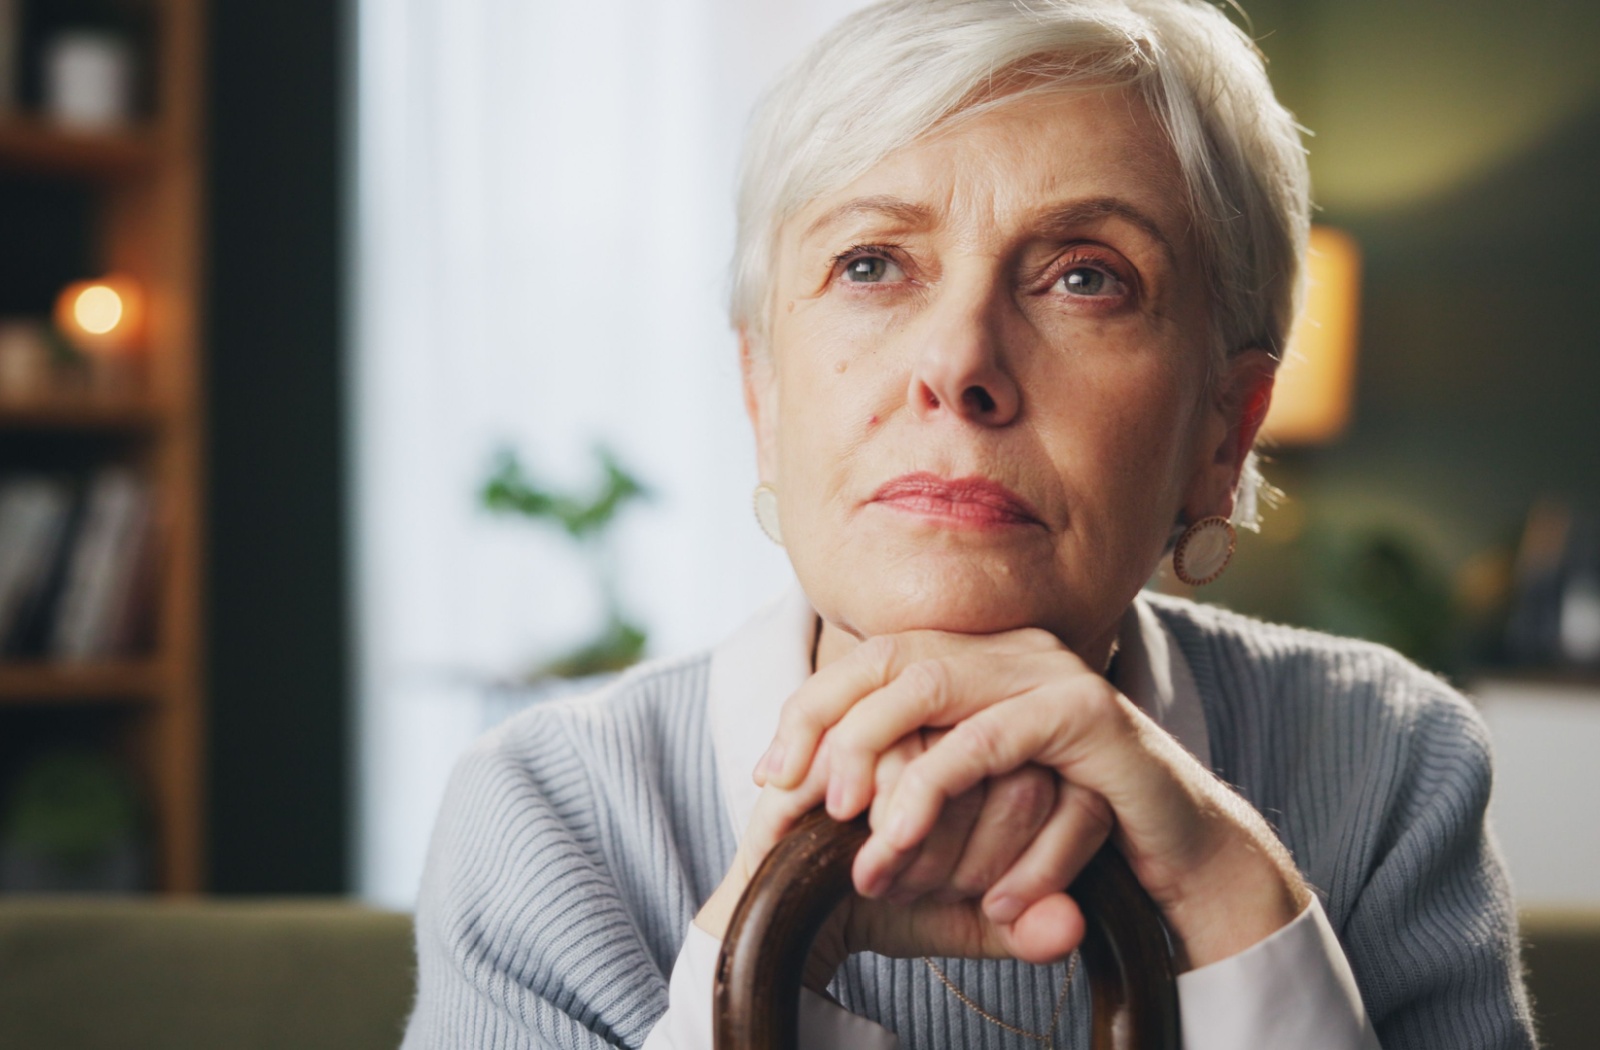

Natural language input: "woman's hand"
[695,731,1077,980]
[741,627,1312,973]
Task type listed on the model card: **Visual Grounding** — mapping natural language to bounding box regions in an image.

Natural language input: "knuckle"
[1065,785,1116,836]
[896,762,939,805]
[949,851,1006,897]
[859,634,900,677]
[1002,860,1058,898]
[776,712,808,745]
[824,724,867,767]
[1073,676,1124,725]
[902,659,950,713]
[781,700,824,741]
[954,714,1007,766]
[994,768,1054,819]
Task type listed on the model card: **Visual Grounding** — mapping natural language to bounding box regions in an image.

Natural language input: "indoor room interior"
[0,0,1596,1047]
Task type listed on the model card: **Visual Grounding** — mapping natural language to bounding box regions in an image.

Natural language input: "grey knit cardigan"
[402,595,1537,1049]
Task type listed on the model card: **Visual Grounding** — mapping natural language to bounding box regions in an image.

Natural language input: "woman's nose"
[906,285,1021,427]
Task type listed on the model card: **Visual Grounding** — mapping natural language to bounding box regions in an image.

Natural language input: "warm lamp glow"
[73,285,125,334]
[1260,226,1362,446]
[54,275,145,355]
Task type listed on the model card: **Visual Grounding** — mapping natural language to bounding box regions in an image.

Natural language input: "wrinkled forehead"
[778,84,1194,267]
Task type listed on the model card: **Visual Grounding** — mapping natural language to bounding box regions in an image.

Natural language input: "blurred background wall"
[1206,0,1600,635]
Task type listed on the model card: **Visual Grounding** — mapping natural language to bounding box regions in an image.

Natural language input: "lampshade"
[1260,226,1362,446]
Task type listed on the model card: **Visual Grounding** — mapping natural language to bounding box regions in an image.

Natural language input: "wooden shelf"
[0,0,206,893]
[0,390,167,431]
[0,119,160,180]
[0,660,163,704]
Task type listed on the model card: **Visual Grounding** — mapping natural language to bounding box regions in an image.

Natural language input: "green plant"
[1304,525,1458,672]
[1,748,140,867]
[481,446,650,679]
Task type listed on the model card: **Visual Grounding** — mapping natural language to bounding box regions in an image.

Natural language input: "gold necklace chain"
[921,953,1078,1049]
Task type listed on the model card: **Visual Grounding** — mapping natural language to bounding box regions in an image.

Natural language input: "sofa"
[0,898,414,1050]
[0,898,1593,1048]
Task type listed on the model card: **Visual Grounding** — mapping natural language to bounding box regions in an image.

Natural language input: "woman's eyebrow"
[1032,197,1179,266]
[800,193,1179,266]
[802,195,933,242]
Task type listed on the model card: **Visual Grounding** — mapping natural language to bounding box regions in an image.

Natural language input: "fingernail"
[826,777,845,815]
[763,743,786,782]
[885,808,912,848]
[986,895,1024,923]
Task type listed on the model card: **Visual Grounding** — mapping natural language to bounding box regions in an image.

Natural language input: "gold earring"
[753,483,783,546]
[1172,515,1235,586]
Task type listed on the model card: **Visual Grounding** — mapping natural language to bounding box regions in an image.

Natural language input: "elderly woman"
[403,1,1534,1048]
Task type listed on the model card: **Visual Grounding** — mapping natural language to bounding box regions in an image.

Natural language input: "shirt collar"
[707,584,1211,839]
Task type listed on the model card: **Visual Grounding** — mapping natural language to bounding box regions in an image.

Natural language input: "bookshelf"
[0,0,205,893]
[0,389,167,430]
[0,118,160,178]
[0,660,164,704]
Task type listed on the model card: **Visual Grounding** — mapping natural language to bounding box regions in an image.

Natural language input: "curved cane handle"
[713,808,1179,1050]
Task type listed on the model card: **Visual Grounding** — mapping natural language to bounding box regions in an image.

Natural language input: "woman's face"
[745,85,1271,665]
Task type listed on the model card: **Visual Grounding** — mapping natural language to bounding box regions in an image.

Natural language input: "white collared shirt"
[644,587,1380,1050]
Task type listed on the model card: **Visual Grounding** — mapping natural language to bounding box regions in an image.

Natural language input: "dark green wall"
[1201,1,1600,666]
[204,0,349,893]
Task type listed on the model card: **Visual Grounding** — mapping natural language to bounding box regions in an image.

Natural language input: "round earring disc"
[754,486,783,545]
[1176,519,1234,584]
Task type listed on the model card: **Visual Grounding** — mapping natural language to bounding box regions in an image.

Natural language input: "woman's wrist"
[1156,819,1313,971]
[694,861,750,940]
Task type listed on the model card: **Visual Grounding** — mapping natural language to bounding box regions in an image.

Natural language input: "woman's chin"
[803,555,1076,640]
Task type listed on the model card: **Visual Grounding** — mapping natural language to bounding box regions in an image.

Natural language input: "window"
[351,0,871,905]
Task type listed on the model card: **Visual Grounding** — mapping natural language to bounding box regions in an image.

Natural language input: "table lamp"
[1260,226,1362,446]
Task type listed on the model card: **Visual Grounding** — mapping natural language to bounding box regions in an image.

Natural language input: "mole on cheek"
[834,360,848,374]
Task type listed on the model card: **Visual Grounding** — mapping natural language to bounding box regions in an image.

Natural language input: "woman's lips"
[868,472,1043,528]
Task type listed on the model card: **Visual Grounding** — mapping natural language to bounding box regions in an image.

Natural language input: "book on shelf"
[0,467,158,664]
[0,0,17,116]
[2,473,82,655]
[0,475,75,653]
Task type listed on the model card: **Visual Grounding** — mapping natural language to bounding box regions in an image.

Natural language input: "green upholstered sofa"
[1521,908,1600,1050]
[0,899,1594,1048]
[0,898,414,1050]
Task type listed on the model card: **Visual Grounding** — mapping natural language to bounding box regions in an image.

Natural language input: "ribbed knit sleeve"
[403,655,735,1050]
[1153,597,1536,1050]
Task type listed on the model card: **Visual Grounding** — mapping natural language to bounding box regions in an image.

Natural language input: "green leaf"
[532,618,649,680]
[480,445,649,539]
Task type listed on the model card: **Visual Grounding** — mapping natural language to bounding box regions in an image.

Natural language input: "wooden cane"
[714,807,1179,1050]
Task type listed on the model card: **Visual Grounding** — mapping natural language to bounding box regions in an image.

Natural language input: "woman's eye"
[1056,265,1123,297]
[842,255,904,283]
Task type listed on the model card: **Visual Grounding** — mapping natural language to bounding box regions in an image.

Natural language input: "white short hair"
[729,0,1310,525]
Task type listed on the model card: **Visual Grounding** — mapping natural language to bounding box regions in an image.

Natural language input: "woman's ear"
[1183,347,1277,522]
[740,330,781,483]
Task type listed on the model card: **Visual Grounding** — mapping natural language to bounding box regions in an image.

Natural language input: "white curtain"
[351,0,874,905]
